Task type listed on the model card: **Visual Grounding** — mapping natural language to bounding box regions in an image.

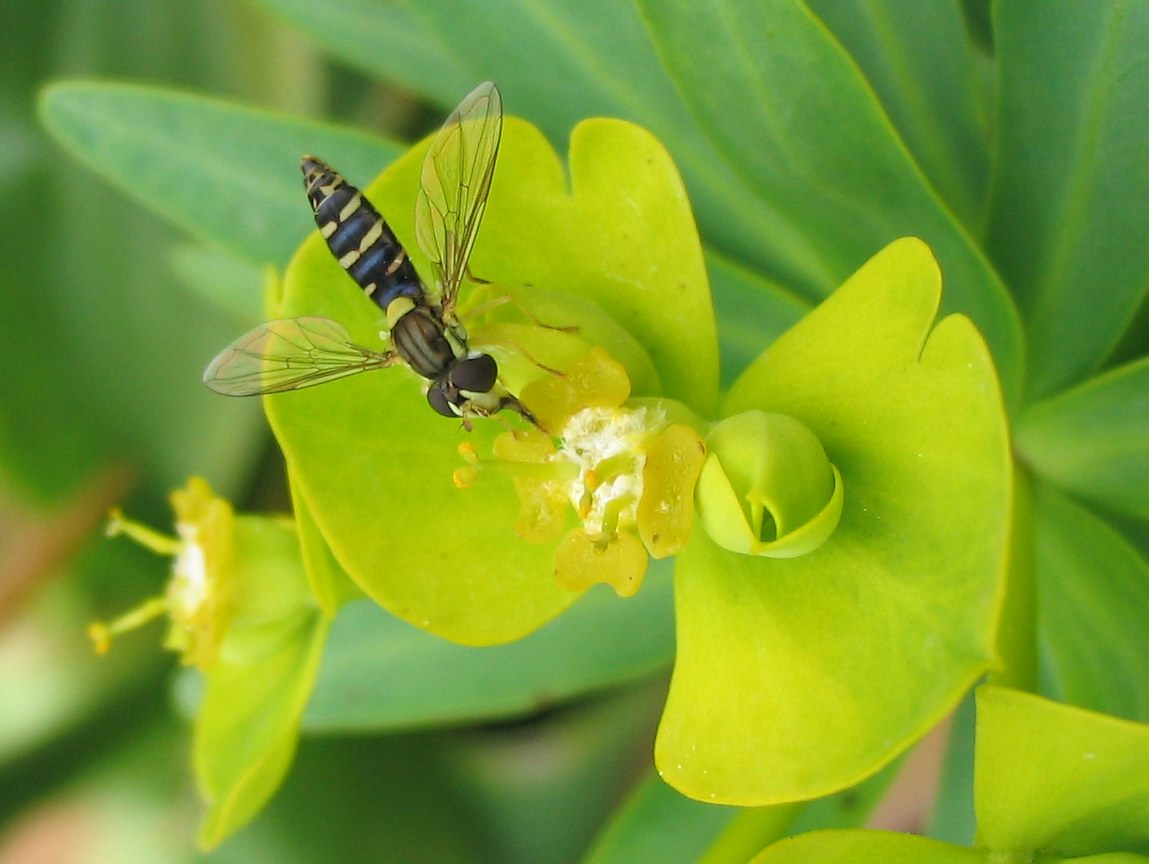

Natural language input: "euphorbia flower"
[266,116,719,646]
[456,347,705,598]
[659,238,1010,805]
[264,106,1010,812]
[92,477,234,668]
[94,478,331,849]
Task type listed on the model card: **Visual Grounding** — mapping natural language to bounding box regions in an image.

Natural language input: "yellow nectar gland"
[559,405,655,543]
[457,349,706,598]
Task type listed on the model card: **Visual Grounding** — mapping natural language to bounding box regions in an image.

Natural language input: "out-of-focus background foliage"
[4,0,1149,861]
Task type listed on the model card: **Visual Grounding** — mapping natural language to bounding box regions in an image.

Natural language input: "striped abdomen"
[301,156,424,310]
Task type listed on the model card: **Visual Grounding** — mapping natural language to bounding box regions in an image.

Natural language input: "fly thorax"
[389,304,455,381]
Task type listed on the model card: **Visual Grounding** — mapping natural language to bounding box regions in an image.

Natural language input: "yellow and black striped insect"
[203,81,535,427]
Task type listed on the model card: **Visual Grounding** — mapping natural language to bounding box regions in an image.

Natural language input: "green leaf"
[1017,357,1149,518]
[752,830,984,864]
[992,469,1038,692]
[13,3,313,508]
[401,0,853,296]
[658,238,1011,803]
[585,754,899,864]
[195,611,329,849]
[986,1,1149,400]
[287,465,363,617]
[269,116,716,644]
[471,118,720,412]
[806,0,991,228]
[451,685,668,864]
[253,0,474,105]
[39,82,403,265]
[707,250,809,388]
[1033,484,1149,723]
[975,686,1149,858]
[301,566,674,731]
[169,243,267,324]
[194,516,331,849]
[581,773,743,864]
[0,159,104,502]
[637,0,1023,405]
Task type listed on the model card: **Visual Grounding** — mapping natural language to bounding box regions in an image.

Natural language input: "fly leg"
[460,292,579,334]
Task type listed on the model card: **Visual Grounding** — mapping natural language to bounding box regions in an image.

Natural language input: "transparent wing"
[203,317,399,396]
[414,81,503,313]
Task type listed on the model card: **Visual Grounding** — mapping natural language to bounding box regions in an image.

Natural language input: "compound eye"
[426,384,458,418]
[451,354,498,394]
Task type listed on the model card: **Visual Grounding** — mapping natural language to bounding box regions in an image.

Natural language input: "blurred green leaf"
[638,0,1022,404]
[190,507,332,849]
[303,569,672,732]
[582,773,743,864]
[1017,357,1149,518]
[659,239,1010,803]
[707,251,809,388]
[807,0,991,228]
[252,0,474,105]
[195,611,329,849]
[39,82,404,266]
[1,711,193,864]
[586,744,899,863]
[390,0,849,297]
[0,169,103,503]
[3,0,313,507]
[959,0,993,53]
[752,830,983,864]
[975,686,1149,858]
[1034,483,1149,723]
[449,685,666,864]
[209,732,483,863]
[169,243,267,325]
[986,1,1149,400]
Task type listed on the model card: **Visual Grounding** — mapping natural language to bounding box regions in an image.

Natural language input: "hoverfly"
[203,81,536,427]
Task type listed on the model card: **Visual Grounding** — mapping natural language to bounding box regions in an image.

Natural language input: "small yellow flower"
[90,477,234,670]
[457,349,706,597]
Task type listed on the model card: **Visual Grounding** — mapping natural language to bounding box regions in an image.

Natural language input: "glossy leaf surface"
[659,238,1010,803]
[986,1,1149,399]
[976,686,1149,858]
[1018,357,1149,518]
[1034,484,1149,723]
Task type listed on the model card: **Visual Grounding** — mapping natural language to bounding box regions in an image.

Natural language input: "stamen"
[577,470,596,519]
[88,596,170,655]
[588,451,638,486]
[595,493,637,549]
[105,509,182,555]
[454,442,579,484]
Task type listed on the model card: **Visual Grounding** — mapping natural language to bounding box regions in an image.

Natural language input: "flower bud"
[696,410,843,557]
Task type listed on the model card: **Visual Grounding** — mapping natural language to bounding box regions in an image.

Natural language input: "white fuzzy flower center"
[169,523,209,619]
[556,406,661,536]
